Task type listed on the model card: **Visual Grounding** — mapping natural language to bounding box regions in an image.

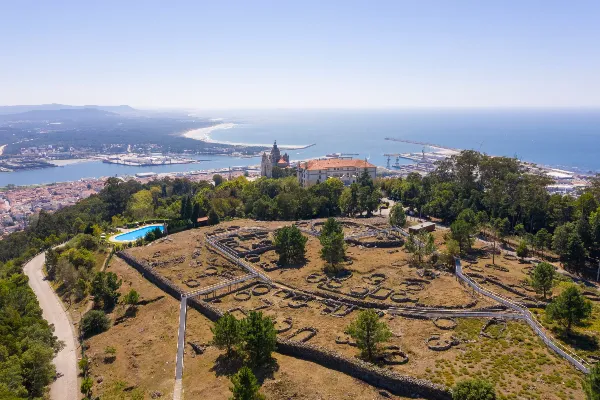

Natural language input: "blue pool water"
[113,225,165,242]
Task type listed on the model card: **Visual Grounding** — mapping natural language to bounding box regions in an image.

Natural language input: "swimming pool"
[113,225,165,242]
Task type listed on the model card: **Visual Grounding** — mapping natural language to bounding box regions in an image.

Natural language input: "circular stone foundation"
[350,286,369,297]
[433,317,457,330]
[251,284,271,296]
[427,335,455,351]
[185,279,201,288]
[234,291,251,302]
[205,267,218,276]
[326,279,343,289]
[306,273,327,284]
[480,318,507,339]
[274,317,293,333]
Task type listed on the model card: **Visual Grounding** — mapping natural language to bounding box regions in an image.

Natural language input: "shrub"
[81,310,110,338]
[453,378,496,400]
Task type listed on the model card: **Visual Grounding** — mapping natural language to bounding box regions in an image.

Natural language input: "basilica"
[260,141,290,178]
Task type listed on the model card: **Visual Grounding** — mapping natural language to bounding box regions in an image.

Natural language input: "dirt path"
[24,252,79,400]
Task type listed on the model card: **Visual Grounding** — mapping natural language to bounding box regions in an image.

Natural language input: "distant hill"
[0,103,138,115]
[0,108,120,122]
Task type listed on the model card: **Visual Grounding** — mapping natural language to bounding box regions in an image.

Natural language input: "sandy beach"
[182,123,313,150]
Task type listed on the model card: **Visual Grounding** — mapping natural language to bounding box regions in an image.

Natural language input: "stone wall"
[276,339,451,399]
[117,251,451,399]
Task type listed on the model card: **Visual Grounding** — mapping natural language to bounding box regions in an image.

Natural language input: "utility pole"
[596,259,600,282]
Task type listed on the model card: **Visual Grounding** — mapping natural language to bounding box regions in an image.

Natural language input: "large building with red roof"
[297,158,376,187]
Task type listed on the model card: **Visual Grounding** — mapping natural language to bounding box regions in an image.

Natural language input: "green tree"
[126,189,154,221]
[229,366,265,400]
[21,342,56,398]
[81,310,111,338]
[516,240,529,261]
[546,285,592,334]
[240,311,277,366]
[405,231,436,265]
[514,223,526,237]
[345,309,392,362]
[319,218,346,270]
[213,174,224,187]
[534,228,552,258]
[208,208,220,225]
[530,262,555,299]
[452,378,496,400]
[389,203,407,228]
[123,289,139,311]
[211,313,242,357]
[273,225,307,265]
[78,356,90,376]
[450,219,474,253]
[91,271,122,310]
[584,363,600,400]
[80,376,93,398]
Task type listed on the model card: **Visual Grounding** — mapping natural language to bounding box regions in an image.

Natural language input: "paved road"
[24,252,78,400]
[173,296,187,400]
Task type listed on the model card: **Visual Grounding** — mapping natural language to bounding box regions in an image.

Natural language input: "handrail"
[455,258,590,373]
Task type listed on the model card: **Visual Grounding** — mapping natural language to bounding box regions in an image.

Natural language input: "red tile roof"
[299,159,376,171]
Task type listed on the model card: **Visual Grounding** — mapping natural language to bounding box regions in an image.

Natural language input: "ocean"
[1,109,599,187]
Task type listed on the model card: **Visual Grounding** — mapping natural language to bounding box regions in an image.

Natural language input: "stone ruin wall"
[116,251,452,399]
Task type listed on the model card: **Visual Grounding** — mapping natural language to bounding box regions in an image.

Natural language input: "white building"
[297,158,376,187]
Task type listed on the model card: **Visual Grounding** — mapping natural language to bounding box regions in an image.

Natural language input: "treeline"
[380,150,600,271]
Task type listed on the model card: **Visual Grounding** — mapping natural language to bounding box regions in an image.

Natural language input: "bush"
[453,378,496,400]
[81,310,110,338]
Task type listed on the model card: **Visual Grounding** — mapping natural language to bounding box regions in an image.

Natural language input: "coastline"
[182,123,313,150]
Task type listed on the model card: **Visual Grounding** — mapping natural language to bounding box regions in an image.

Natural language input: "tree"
[126,189,154,221]
[229,366,265,400]
[80,376,93,398]
[405,231,436,265]
[81,310,110,338]
[319,218,346,270]
[530,262,555,299]
[211,313,242,357]
[584,363,600,400]
[21,342,56,398]
[91,271,122,310]
[123,289,139,311]
[78,356,90,376]
[450,219,474,253]
[534,228,552,258]
[516,240,529,261]
[240,311,277,366]
[389,203,407,228]
[546,285,592,334]
[213,174,224,187]
[345,309,391,362]
[273,225,307,265]
[452,378,496,400]
[208,208,220,225]
[514,223,526,237]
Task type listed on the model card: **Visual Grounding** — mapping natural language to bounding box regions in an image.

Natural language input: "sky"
[1,0,599,109]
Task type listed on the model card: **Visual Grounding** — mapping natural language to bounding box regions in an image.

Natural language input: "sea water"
[2,109,599,187]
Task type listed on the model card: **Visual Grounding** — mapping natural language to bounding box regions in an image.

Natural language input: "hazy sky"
[1,0,599,109]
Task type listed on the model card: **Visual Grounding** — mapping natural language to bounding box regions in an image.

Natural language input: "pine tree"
[345,309,391,362]
[229,366,265,400]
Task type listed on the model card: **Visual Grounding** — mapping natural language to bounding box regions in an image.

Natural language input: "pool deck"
[108,223,165,243]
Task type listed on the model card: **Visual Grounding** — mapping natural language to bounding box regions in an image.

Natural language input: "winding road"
[24,252,78,400]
